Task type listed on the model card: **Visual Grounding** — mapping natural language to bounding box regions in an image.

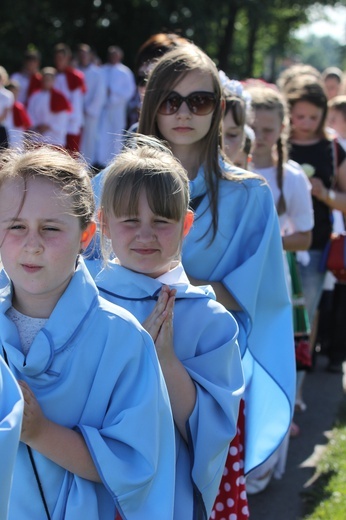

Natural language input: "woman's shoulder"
[220,162,269,196]
[221,158,266,186]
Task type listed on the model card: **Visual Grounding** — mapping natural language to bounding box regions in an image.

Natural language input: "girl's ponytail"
[276,136,286,216]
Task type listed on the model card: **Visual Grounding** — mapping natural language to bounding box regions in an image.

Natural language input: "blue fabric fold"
[94,262,244,519]
[0,259,175,520]
[0,355,23,520]
[183,160,296,473]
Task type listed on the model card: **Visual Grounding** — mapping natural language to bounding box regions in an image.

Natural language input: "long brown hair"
[285,76,328,139]
[138,43,230,240]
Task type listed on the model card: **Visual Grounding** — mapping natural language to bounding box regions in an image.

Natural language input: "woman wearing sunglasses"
[138,43,295,519]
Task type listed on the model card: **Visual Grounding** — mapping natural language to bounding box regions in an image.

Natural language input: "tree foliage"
[0,0,343,79]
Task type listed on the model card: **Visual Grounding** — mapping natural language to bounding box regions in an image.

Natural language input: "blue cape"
[0,260,175,520]
[95,262,244,519]
[0,355,23,520]
[182,161,296,473]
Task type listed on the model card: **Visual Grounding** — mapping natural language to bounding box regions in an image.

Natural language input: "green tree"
[0,0,343,79]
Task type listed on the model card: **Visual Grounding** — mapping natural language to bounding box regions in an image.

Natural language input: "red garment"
[66,133,81,152]
[27,72,42,101]
[50,88,72,113]
[12,101,31,129]
[210,399,249,520]
[64,67,86,93]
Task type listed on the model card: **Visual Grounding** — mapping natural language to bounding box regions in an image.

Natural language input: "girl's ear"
[183,210,194,237]
[80,221,97,250]
[98,208,111,239]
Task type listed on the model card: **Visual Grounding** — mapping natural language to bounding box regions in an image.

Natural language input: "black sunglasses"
[158,91,217,116]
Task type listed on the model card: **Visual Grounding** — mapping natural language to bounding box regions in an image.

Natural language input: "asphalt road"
[247,354,346,520]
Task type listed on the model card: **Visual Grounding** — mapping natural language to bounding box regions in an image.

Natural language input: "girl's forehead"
[292,100,322,113]
[174,69,214,90]
[0,176,72,215]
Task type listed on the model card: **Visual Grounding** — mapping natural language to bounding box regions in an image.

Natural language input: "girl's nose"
[24,232,43,254]
[176,101,192,118]
[137,224,156,241]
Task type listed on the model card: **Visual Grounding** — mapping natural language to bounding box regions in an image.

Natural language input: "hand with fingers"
[18,380,48,446]
[142,285,177,362]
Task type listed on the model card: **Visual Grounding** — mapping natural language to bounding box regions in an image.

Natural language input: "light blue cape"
[0,355,23,520]
[0,260,175,520]
[95,262,244,519]
[183,162,296,473]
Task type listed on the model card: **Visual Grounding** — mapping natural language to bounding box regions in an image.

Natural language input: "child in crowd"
[91,135,244,520]
[327,95,346,150]
[5,80,32,150]
[219,71,254,169]
[246,85,314,490]
[285,76,346,375]
[27,67,72,147]
[137,43,295,519]
[53,43,86,152]
[10,49,42,106]
[249,86,313,254]
[0,145,175,519]
[322,66,344,101]
[0,65,14,149]
[0,355,23,520]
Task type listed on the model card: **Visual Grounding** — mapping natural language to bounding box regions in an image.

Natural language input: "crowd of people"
[1,33,346,520]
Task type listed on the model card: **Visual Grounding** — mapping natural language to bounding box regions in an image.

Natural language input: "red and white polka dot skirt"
[210,399,249,520]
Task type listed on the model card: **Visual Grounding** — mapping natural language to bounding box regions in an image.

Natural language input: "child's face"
[327,108,346,138]
[54,52,69,71]
[42,74,55,90]
[0,176,90,317]
[324,77,341,101]
[251,108,283,161]
[290,101,324,142]
[103,189,191,278]
[222,110,244,162]
[156,70,215,154]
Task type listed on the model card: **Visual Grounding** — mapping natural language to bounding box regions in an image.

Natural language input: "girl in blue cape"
[0,354,23,520]
[0,145,175,520]
[137,43,295,512]
[93,135,244,520]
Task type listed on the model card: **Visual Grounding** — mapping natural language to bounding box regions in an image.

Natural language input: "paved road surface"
[247,354,346,520]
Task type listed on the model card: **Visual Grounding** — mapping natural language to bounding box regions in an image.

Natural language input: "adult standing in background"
[76,44,106,167]
[54,43,86,152]
[96,46,136,168]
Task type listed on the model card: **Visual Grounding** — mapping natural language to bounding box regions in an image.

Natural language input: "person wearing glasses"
[138,44,295,519]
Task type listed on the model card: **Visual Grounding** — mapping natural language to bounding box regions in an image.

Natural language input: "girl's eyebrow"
[1,217,67,224]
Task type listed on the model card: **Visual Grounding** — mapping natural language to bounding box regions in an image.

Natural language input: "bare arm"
[282,230,312,252]
[311,158,346,212]
[142,286,196,441]
[18,380,101,483]
[186,275,242,311]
